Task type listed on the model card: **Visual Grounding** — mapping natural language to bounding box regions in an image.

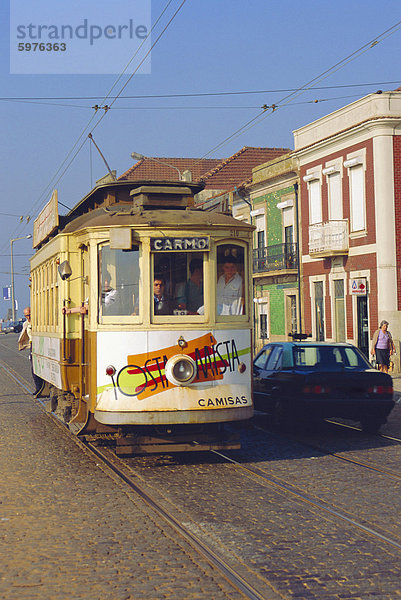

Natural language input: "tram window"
[99,244,140,317]
[153,253,204,317]
[216,245,245,316]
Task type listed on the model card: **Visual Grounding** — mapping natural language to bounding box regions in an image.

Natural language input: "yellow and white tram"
[30,181,253,454]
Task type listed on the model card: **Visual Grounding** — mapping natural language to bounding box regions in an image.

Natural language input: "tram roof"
[60,179,253,234]
[65,180,205,220]
[62,203,253,234]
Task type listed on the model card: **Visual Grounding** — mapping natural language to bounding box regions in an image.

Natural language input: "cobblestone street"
[0,338,252,600]
[1,334,401,599]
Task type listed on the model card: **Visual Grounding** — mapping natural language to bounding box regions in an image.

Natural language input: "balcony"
[253,243,298,274]
[309,220,349,257]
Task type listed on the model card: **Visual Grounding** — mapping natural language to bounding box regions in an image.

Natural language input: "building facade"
[246,154,300,352]
[294,91,401,366]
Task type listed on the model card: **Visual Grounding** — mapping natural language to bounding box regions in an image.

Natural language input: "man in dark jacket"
[153,277,174,315]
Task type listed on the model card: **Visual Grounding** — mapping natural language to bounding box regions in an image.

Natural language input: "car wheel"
[360,418,381,434]
[273,400,292,431]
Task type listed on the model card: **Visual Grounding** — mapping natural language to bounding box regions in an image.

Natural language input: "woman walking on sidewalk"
[371,320,396,374]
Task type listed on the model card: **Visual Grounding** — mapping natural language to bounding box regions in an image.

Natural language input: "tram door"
[81,245,90,395]
[357,296,369,358]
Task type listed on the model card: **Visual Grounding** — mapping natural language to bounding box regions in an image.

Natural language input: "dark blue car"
[2,319,25,334]
[253,342,395,432]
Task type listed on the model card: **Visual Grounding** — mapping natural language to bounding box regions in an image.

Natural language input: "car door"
[253,345,283,410]
[253,345,273,403]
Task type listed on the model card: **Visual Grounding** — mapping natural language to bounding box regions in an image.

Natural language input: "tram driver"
[154,276,174,315]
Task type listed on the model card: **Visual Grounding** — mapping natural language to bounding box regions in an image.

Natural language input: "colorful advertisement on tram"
[95,329,251,413]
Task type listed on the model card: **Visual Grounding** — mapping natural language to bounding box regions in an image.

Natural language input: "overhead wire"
[195,19,401,160]
[28,0,181,220]
[0,0,187,256]
[33,0,189,224]
[2,15,401,250]
[1,80,401,101]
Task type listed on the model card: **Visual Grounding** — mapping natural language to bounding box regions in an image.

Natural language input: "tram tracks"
[83,430,401,577]
[78,437,401,596]
[85,442,278,600]
[296,418,401,481]
[0,358,279,600]
[254,413,401,481]
[5,353,401,595]
[85,419,401,564]
[325,416,401,444]
[208,446,401,552]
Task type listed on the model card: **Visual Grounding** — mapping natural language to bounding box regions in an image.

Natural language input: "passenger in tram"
[18,306,45,397]
[102,275,118,307]
[101,274,125,315]
[177,258,204,314]
[154,276,174,315]
[216,255,244,315]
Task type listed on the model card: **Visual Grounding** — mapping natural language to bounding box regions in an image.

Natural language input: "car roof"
[260,341,355,349]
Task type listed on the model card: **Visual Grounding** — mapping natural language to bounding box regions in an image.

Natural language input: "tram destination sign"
[33,189,59,248]
[150,236,209,252]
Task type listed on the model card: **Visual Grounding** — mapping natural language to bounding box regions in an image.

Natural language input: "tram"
[30,181,254,454]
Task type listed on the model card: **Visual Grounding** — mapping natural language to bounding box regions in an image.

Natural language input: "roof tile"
[118,146,291,190]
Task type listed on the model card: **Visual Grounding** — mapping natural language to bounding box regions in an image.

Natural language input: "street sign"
[350,278,367,296]
[3,287,10,301]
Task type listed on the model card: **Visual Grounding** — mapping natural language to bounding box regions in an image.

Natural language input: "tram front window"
[216,245,245,316]
[153,253,204,317]
[99,244,140,317]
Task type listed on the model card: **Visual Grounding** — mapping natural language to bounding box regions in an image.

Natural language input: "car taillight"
[368,385,393,394]
[303,384,330,394]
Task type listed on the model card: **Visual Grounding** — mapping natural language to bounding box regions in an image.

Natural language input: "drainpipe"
[294,182,302,333]
[235,187,255,352]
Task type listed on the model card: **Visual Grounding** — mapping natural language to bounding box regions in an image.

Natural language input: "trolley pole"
[10,235,32,321]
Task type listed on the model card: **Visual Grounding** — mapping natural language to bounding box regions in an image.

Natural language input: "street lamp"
[10,234,32,321]
[131,151,183,181]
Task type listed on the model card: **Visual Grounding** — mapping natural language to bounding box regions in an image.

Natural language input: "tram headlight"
[165,355,197,386]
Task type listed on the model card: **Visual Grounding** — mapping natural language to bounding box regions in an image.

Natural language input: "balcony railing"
[253,242,298,273]
[309,220,349,256]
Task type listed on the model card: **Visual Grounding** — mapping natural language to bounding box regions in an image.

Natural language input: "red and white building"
[294,91,401,364]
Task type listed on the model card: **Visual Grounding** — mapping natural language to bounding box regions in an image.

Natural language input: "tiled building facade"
[246,154,300,352]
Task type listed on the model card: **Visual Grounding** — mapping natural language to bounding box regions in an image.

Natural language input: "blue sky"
[1,0,401,314]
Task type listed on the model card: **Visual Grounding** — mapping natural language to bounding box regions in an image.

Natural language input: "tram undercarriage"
[46,384,251,455]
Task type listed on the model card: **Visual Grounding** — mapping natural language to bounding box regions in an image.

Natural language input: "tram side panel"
[30,232,90,412]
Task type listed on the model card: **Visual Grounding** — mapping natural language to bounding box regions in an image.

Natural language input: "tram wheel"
[273,400,292,431]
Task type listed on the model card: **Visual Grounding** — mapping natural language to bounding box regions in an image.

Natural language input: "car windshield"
[293,345,370,370]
